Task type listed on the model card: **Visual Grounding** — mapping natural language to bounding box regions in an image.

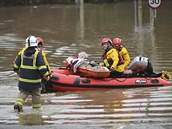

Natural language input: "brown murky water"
[0,0,172,128]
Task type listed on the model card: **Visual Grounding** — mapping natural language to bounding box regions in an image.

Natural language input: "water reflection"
[40,87,172,125]
[0,0,172,127]
[0,82,172,125]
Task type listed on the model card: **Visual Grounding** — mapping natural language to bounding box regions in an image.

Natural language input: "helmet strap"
[118,46,122,51]
[39,47,42,53]
[28,36,31,47]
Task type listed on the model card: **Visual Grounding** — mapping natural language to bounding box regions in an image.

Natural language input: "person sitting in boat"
[63,51,109,76]
[100,38,125,78]
[72,51,90,73]
[63,51,90,73]
[113,38,131,69]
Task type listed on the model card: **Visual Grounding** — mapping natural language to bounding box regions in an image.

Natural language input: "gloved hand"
[16,71,20,76]
[110,66,115,70]
[49,73,53,78]
[44,75,50,81]
[99,62,104,66]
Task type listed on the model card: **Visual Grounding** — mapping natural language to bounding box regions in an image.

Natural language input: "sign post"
[148,0,162,19]
[148,0,162,50]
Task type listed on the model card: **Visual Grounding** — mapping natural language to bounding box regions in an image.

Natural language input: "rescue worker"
[16,37,51,75]
[37,37,51,74]
[100,38,124,77]
[13,35,50,112]
[113,38,130,69]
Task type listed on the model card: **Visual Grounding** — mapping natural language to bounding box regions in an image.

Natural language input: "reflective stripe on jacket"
[13,48,49,90]
[16,46,51,74]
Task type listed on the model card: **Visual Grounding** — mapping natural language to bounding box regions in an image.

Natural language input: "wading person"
[16,36,51,75]
[13,35,50,112]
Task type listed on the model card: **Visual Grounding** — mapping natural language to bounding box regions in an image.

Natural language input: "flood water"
[0,0,172,128]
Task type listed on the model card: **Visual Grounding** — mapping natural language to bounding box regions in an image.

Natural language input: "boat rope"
[114,78,127,82]
[100,78,127,82]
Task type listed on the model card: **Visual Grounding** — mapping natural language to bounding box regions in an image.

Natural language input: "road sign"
[148,0,162,9]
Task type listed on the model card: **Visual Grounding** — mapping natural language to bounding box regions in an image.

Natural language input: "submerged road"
[0,124,172,129]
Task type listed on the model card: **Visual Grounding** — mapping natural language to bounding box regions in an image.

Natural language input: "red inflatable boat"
[44,56,171,92]
[45,68,171,92]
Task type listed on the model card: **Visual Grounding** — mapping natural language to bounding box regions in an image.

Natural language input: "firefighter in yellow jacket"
[13,35,50,112]
[100,38,124,77]
[113,38,130,69]
[16,37,51,75]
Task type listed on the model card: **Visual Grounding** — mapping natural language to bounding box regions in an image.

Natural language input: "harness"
[20,50,39,69]
[103,49,124,68]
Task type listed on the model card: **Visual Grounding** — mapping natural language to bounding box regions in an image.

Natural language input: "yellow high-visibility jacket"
[119,47,130,68]
[17,46,27,56]
[105,48,124,73]
[41,50,51,74]
[13,48,49,90]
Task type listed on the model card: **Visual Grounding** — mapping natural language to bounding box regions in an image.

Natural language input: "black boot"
[14,105,22,112]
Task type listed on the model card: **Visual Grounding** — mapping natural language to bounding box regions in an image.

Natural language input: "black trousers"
[109,70,123,78]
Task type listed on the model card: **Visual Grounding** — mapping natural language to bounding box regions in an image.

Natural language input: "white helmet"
[25,35,38,47]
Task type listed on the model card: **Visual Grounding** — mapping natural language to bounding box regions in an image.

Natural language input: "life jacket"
[102,49,124,68]
[117,52,124,65]
[117,46,123,52]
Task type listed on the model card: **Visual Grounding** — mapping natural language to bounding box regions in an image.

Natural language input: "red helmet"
[100,38,112,46]
[113,38,122,46]
[37,37,44,46]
